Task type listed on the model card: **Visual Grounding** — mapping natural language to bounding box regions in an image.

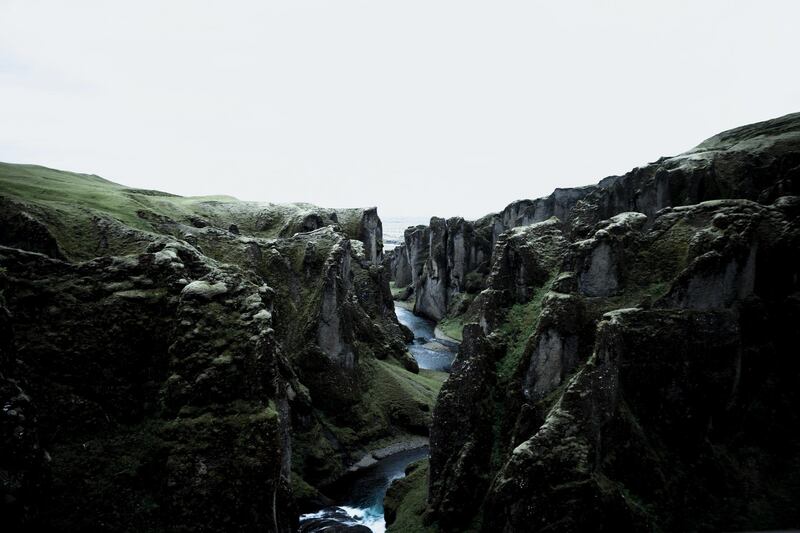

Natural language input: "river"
[298,304,457,532]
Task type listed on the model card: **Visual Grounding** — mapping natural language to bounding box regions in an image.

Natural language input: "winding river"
[298,304,457,532]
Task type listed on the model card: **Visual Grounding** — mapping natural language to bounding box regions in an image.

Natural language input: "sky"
[1,1,798,220]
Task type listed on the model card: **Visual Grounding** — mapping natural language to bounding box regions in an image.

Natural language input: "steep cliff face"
[403,217,492,322]
[405,113,800,532]
[0,164,426,531]
[0,241,295,532]
[387,244,412,288]
[388,113,800,328]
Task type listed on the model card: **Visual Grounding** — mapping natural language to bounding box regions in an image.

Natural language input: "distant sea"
[382,216,429,251]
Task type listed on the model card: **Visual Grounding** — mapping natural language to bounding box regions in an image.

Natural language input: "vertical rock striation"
[0,164,424,531]
[420,113,800,532]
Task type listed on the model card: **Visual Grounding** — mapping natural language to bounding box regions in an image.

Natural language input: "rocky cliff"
[389,113,800,323]
[0,163,430,531]
[389,113,800,532]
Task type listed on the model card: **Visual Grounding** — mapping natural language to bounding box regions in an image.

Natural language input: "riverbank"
[394,304,458,372]
[298,302,451,532]
[347,436,430,473]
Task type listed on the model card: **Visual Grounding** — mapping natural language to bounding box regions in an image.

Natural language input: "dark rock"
[429,324,502,529]
[0,243,295,532]
[402,113,800,330]
[0,198,66,260]
[388,244,412,287]
[423,114,800,532]
[415,217,449,321]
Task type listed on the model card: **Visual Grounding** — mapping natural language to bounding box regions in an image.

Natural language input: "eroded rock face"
[0,242,296,532]
[423,113,800,532]
[429,324,501,530]
[0,164,420,530]
[317,239,356,368]
[569,212,647,297]
[426,197,800,531]
[415,218,449,321]
[489,305,800,532]
[387,244,412,288]
[521,293,586,402]
[471,218,568,333]
[357,207,384,264]
[399,113,800,331]
[405,225,430,290]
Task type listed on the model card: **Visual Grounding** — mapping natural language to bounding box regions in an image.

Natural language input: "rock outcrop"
[416,113,800,532]
[0,241,296,532]
[0,163,429,531]
[388,113,800,327]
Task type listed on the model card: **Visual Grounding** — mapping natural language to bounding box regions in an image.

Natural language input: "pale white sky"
[1,1,798,219]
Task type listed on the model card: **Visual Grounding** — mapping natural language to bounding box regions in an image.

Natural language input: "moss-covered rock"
[425,114,800,531]
[0,162,424,530]
[385,459,437,533]
[0,241,296,531]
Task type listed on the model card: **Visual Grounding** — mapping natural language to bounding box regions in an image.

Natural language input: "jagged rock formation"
[0,163,432,531]
[0,239,296,531]
[388,113,800,322]
[386,113,800,532]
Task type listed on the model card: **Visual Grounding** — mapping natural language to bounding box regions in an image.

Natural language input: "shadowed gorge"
[385,112,800,532]
[1,112,799,532]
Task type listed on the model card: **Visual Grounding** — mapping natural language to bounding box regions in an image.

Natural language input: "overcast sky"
[1,1,798,219]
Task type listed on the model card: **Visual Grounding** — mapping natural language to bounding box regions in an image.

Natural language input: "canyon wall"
[389,112,800,323]
[0,164,428,532]
[390,112,800,532]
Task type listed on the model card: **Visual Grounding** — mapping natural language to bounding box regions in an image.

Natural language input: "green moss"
[495,279,553,383]
[0,161,355,260]
[437,316,464,341]
[353,358,445,438]
[385,460,438,533]
[292,419,344,484]
[291,358,447,489]
[389,281,407,298]
[291,474,320,502]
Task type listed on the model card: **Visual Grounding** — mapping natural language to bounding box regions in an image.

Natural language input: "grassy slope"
[386,460,437,533]
[0,162,236,230]
[0,162,372,260]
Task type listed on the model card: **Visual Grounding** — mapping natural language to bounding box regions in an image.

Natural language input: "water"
[382,216,429,251]
[299,446,430,533]
[340,446,430,520]
[298,304,458,532]
[394,305,458,372]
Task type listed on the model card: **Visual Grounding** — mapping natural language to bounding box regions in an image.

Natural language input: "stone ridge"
[0,164,424,532]
[415,131,800,531]
[388,112,800,321]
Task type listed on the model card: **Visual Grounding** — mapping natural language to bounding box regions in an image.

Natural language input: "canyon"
[1,112,799,532]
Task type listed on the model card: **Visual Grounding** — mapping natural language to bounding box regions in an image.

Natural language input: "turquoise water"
[394,304,457,372]
[298,303,447,532]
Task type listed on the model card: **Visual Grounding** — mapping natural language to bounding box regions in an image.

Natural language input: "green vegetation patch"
[385,460,438,533]
[291,358,447,493]
[352,358,445,439]
[389,281,407,298]
[436,316,464,342]
[495,279,553,384]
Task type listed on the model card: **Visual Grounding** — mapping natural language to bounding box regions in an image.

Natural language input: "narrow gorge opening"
[298,221,459,533]
[2,113,799,533]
